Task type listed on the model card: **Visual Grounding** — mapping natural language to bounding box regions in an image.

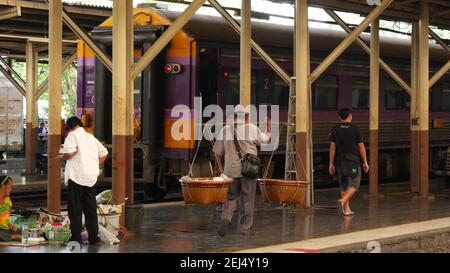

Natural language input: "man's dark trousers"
[68,179,99,244]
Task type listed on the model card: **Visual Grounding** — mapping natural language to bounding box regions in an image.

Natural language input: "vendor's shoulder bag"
[232,127,260,179]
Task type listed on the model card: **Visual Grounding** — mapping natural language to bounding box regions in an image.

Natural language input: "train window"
[272,80,289,109]
[351,77,370,109]
[385,78,405,110]
[441,85,450,111]
[312,75,338,110]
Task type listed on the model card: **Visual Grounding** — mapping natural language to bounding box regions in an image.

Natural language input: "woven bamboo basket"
[258,179,309,206]
[179,177,233,205]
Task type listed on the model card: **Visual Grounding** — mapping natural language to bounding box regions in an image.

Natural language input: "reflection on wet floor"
[1,181,450,253]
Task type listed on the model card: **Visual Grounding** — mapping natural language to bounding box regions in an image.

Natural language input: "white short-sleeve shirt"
[62,127,108,187]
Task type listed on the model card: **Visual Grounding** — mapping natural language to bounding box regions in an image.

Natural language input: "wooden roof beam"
[0,64,25,96]
[0,56,25,86]
[208,0,291,84]
[0,0,111,17]
[325,9,412,95]
[0,33,77,43]
[42,0,113,72]
[311,0,394,83]
[0,6,21,21]
[428,28,450,54]
[131,0,207,80]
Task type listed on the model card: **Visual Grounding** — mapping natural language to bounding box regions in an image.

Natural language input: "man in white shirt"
[56,116,108,245]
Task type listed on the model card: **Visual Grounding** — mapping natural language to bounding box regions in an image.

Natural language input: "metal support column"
[48,0,62,213]
[295,0,311,207]
[112,0,133,225]
[369,19,379,197]
[25,41,37,174]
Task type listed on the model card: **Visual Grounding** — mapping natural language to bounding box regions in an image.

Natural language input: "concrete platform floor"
[1,180,450,253]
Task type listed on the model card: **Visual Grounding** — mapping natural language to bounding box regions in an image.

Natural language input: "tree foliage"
[11,60,77,119]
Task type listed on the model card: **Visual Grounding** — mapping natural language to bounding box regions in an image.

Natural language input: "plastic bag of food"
[96,190,112,204]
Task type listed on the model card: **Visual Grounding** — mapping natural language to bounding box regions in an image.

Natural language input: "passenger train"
[76,6,450,199]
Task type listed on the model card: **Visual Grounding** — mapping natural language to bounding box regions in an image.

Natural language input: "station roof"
[271,0,450,29]
[0,0,448,60]
[0,0,111,59]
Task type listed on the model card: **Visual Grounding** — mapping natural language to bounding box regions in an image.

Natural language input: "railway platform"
[1,180,450,253]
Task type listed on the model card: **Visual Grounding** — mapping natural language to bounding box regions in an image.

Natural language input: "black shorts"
[336,166,361,192]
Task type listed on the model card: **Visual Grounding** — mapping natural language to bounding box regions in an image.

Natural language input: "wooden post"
[125,0,134,207]
[48,0,62,213]
[369,19,379,196]
[62,10,112,71]
[240,0,251,107]
[429,60,450,88]
[418,0,429,197]
[25,41,37,174]
[410,22,420,193]
[112,0,133,225]
[295,0,311,207]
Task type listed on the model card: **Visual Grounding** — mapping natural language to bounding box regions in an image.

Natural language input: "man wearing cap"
[213,106,271,236]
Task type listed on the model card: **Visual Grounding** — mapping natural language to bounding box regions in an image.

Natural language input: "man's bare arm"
[358,142,370,173]
[99,155,107,166]
[329,142,336,175]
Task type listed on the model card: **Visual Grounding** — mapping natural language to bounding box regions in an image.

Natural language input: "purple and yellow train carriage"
[77,6,450,199]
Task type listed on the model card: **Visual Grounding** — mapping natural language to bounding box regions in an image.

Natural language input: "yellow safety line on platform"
[236,217,450,253]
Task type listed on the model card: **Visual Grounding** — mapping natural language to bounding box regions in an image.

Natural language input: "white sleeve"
[62,133,77,153]
[97,140,108,158]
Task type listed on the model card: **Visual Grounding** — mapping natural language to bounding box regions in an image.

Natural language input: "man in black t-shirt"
[329,108,369,216]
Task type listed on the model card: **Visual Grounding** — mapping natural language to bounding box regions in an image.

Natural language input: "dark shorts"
[336,166,361,192]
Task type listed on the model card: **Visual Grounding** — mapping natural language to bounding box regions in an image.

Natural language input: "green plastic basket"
[44,229,71,243]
